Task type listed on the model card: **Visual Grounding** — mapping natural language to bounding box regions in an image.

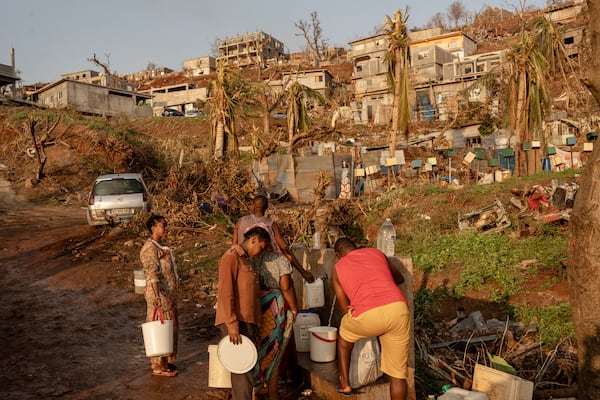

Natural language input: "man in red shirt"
[332,238,410,400]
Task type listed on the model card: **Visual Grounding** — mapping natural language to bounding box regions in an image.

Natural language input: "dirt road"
[0,181,229,399]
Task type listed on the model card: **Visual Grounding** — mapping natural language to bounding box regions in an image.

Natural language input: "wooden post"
[389,256,416,400]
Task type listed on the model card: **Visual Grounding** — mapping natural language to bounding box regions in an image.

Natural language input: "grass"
[509,303,575,347]
[392,172,573,348]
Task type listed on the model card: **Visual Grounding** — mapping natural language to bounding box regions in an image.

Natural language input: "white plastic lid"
[217,335,258,374]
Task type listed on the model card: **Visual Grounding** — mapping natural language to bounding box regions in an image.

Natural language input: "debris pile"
[420,310,578,399]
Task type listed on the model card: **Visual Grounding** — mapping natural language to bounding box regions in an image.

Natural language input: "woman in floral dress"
[140,214,179,377]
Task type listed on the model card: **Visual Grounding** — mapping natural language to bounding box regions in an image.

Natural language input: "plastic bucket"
[293,312,321,352]
[141,319,173,357]
[208,344,232,388]
[304,277,325,308]
[494,170,503,182]
[308,326,337,362]
[133,269,146,294]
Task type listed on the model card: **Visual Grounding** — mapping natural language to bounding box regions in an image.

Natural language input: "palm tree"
[207,61,244,159]
[532,16,581,111]
[383,8,411,156]
[283,78,327,154]
[504,29,549,176]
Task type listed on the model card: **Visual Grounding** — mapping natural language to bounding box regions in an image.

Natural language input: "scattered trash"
[509,180,579,224]
[450,311,487,332]
[458,199,511,233]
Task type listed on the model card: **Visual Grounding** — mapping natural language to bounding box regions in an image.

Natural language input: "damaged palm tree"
[208,61,244,159]
[383,8,411,185]
[284,79,327,154]
[503,24,550,177]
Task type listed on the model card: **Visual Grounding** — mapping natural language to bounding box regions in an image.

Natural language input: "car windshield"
[94,179,144,195]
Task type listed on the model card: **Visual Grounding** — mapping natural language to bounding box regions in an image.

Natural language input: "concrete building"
[409,29,477,61]
[413,50,505,121]
[281,68,334,98]
[61,70,138,92]
[121,67,175,82]
[217,31,288,68]
[0,48,20,97]
[31,79,152,119]
[348,33,393,124]
[183,56,216,77]
[349,29,479,124]
[141,80,210,116]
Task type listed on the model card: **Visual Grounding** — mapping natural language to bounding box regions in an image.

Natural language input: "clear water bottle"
[377,218,396,257]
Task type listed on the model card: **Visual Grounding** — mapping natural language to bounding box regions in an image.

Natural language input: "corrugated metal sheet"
[255,153,360,203]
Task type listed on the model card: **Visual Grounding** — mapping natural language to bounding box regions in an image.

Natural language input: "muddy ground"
[0,181,312,400]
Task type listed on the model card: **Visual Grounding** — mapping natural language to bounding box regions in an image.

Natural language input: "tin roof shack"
[253,152,353,204]
[32,79,152,119]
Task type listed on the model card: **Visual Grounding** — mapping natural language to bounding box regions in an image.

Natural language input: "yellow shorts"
[339,301,410,379]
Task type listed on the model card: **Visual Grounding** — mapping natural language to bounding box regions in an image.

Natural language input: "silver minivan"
[86,173,152,226]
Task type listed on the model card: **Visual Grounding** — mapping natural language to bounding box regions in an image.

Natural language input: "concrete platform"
[297,353,390,400]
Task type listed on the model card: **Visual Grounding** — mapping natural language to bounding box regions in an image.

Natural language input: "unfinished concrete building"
[348,33,393,124]
[217,31,288,68]
[183,56,216,77]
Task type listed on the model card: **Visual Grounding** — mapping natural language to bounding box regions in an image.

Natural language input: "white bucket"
[133,269,146,295]
[308,326,337,362]
[494,170,503,182]
[304,277,325,308]
[208,344,232,388]
[293,312,321,352]
[141,319,173,357]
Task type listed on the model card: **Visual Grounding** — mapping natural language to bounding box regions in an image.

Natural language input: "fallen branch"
[428,354,470,388]
[504,341,542,362]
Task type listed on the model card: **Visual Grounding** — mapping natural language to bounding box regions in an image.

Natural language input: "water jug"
[293,312,320,352]
[377,218,396,257]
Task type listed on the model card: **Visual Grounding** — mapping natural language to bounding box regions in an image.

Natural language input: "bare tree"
[447,0,469,28]
[568,3,600,399]
[7,114,61,180]
[295,11,328,63]
[426,12,447,29]
[88,53,111,76]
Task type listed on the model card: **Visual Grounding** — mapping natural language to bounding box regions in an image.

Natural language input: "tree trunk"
[586,0,600,102]
[568,2,600,398]
[567,146,600,399]
[214,121,224,159]
[515,70,528,177]
[389,48,402,156]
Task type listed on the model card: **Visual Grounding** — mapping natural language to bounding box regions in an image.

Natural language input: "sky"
[1,0,548,85]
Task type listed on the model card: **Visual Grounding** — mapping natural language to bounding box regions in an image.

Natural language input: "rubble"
[458,199,511,233]
[422,310,577,399]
